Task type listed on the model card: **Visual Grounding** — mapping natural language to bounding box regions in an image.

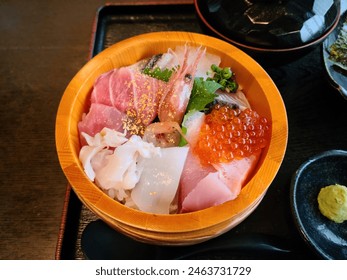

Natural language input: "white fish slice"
[215,89,251,110]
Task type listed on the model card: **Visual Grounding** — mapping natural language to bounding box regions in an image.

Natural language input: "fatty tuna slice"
[90,67,166,126]
[90,70,115,106]
[78,103,126,146]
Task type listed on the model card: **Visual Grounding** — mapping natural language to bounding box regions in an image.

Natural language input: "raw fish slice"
[131,70,166,126]
[134,46,220,79]
[196,52,221,79]
[130,52,177,72]
[174,45,221,79]
[178,151,215,204]
[212,151,261,199]
[131,147,189,214]
[182,111,205,146]
[78,103,126,146]
[109,68,134,112]
[90,68,133,111]
[215,89,251,110]
[154,51,177,70]
[180,172,233,213]
[90,67,165,128]
[178,108,261,212]
[179,111,214,203]
[180,153,260,213]
[90,70,114,105]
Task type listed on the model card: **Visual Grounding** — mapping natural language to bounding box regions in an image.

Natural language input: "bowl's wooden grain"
[56,31,288,245]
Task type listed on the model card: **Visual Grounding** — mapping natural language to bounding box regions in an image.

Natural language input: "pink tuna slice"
[78,103,126,146]
[180,172,234,213]
[90,67,166,126]
[178,151,215,204]
[179,152,260,213]
[90,70,115,107]
[178,111,261,213]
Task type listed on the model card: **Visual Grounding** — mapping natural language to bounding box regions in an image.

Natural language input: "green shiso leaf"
[186,78,221,112]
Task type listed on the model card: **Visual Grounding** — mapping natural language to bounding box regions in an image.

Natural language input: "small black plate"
[322,2,347,100]
[290,150,347,260]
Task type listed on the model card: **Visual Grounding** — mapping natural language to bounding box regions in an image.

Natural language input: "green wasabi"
[317,184,347,223]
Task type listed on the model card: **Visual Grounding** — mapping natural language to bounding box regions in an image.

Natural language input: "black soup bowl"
[194,0,341,62]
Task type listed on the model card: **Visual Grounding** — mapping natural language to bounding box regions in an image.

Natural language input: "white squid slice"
[79,145,105,181]
[94,135,161,201]
[79,128,128,181]
[81,127,128,148]
[131,146,189,214]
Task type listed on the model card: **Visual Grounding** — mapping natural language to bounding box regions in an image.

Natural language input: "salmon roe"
[193,104,270,165]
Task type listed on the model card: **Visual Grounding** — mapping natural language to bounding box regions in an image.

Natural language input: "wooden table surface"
[0,0,192,260]
[1,0,346,260]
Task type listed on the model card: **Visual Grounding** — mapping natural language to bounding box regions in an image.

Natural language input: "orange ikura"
[194,104,270,165]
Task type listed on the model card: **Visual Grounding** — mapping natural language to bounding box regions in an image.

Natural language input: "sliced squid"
[95,135,161,201]
[131,146,189,214]
[79,128,128,180]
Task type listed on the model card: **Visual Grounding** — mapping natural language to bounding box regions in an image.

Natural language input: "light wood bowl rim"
[56,31,288,236]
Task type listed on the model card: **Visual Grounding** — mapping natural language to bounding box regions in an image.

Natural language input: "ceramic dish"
[290,150,347,259]
[322,2,347,100]
[56,31,288,245]
[195,0,340,57]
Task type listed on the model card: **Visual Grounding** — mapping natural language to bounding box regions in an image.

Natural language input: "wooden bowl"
[56,31,288,245]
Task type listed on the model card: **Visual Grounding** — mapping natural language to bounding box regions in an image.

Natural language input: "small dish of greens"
[322,3,347,100]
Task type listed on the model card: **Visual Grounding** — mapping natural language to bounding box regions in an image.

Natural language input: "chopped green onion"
[207,64,238,93]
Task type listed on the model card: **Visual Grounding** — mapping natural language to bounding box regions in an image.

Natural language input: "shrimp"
[143,121,188,148]
[158,45,206,124]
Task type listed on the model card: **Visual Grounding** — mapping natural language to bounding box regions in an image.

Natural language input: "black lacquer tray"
[55,2,347,260]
